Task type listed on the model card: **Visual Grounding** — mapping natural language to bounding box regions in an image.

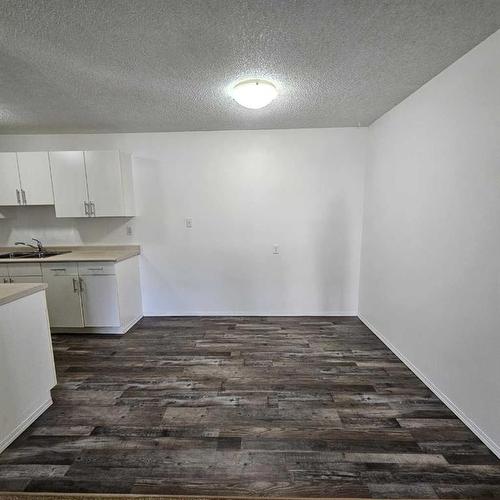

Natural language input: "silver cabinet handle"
[87,267,104,271]
[16,189,21,205]
[72,277,79,293]
[21,189,27,205]
[50,268,66,272]
[90,201,96,216]
[79,277,84,292]
[84,201,89,216]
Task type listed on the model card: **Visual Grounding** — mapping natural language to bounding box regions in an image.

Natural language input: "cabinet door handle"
[3,278,8,283]
[84,201,89,216]
[49,268,67,272]
[10,278,14,283]
[16,189,21,205]
[21,189,27,205]
[72,277,79,293]
[90,201,96,216]
[87,267,104,271]
[79,277,84,292]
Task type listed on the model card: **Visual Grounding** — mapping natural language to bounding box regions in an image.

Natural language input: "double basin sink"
[0,251,70,260]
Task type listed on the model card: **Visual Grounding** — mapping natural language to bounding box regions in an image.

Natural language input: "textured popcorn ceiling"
[0,0,499,134]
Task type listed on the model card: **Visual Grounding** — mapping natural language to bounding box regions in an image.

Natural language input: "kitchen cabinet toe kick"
[50,313,143,335]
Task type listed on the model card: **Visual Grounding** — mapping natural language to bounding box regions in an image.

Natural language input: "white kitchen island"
[0,283,57,453]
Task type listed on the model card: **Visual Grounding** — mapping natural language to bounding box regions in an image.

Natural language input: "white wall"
[360,30,500,454]
[0,128,367,315]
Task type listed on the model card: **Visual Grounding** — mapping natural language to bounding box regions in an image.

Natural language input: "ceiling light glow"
[231,79,277,109]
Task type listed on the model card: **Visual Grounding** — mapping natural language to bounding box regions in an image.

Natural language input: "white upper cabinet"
[49,150,135,218]
[0,152,54,206]
[49,151,89,217]
[17,152,54,205]
[0,149,135,217]
[84,151,135,217]
[0,153,21,205]
[84,151,124,217]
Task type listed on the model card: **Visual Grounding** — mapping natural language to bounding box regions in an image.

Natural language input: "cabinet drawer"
[42,262,78,276]
[78,262,115,275]
[11,276,43,284]
[8,263,42,276]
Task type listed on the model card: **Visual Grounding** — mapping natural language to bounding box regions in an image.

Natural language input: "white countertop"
[0,283,48,306]
[0,245,140,263]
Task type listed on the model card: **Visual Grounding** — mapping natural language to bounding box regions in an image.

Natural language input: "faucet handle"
[31,238,43,251]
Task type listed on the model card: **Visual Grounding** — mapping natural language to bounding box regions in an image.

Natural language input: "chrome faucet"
[15,238,45,253]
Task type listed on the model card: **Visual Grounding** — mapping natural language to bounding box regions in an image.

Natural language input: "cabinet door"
[43,273,84,327]
[0,265,9,279]
[17,152,54,205]
[0,153,21,205]
[49,151,89,217]
[84,151,124,217]
[80,275,120,327]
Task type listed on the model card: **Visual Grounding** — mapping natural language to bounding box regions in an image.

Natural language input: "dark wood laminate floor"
[1,317,499,499]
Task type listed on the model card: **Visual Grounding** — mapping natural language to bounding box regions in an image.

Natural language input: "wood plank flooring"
[0,317,499,498]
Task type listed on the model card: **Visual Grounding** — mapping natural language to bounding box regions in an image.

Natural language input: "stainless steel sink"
[0,252,32,259]
[0,251,70,259]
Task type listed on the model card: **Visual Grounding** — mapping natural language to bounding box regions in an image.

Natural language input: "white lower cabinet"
[43,266,84,328]
[80,275,120,327]
[1,263,43,284]
[1,256,141,334]
[40,256,141,334]
[0,257,142,334]
[0,266,9,283]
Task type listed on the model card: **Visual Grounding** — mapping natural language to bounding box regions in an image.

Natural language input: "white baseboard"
[0,397,52,454]
[143,311,358,317]
[359,314,500,459]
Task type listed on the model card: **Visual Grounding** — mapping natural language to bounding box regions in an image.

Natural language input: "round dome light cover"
[232,79,278,109]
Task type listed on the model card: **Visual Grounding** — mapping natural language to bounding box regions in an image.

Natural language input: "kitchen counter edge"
[0,283,49,306]
[0,245,141,263]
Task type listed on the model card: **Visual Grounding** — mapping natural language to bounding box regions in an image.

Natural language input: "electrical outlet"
[185,217,193,228]
[273,244,279,255]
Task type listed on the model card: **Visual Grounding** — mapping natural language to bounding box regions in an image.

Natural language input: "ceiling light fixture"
[231,79,278,109]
